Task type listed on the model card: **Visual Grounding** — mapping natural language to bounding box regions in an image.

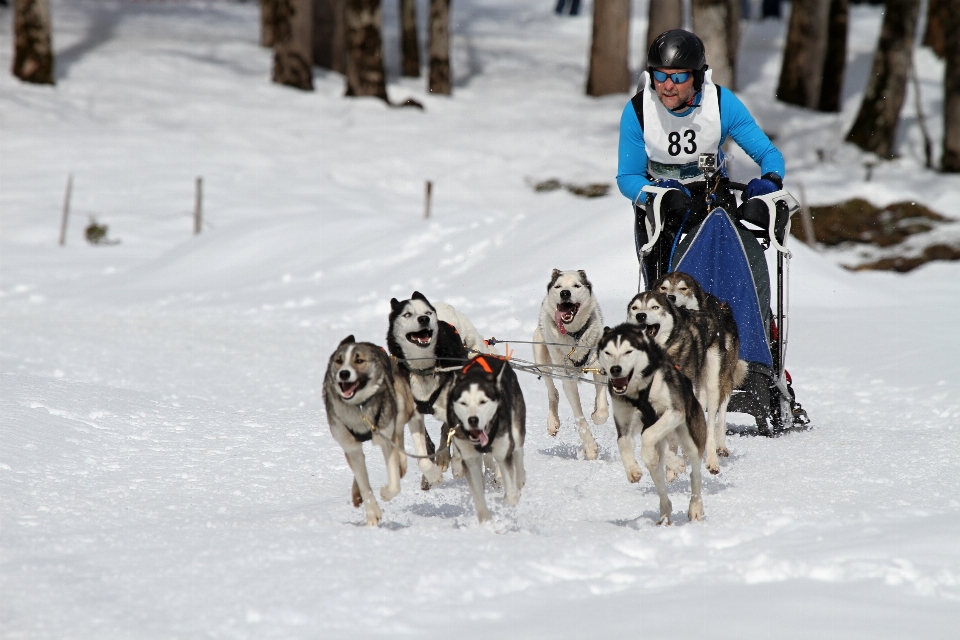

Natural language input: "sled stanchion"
[59,173,73,246]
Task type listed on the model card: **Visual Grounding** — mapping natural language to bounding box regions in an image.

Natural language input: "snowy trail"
[3,2,960,638]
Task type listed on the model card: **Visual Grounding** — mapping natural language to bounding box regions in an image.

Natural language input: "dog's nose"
[610,365,622,376]
[338,370,351,381]
[667,295,676,302]
[467,416,479,428]
[635,313,646,323]
[417,315,430,326]
[560,289,571,301]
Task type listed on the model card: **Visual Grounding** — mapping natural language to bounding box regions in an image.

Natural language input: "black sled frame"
[636,183,811,436]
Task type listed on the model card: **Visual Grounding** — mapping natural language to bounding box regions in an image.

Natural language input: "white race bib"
[642,69,722,184]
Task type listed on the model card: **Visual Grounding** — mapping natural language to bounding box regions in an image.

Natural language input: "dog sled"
[636,175,810,435]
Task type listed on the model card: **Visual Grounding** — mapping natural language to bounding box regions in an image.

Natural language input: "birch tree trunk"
[845,0,922,158]
[261,0,277,47]
[586,0,631,97]
[817,0,848,112]
[428,0,451,94]
[400,0,421,77]
[345,0,388,100]
[692,0,734,89]
[646,0,682,60]
[776,0,830,108]
[273,0,314,90]
[922,0,946,59]
[12,0,55,85]
[942,0,960,171]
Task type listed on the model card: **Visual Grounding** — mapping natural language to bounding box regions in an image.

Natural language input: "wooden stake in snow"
[59,173,73,246]
[424,180,432,219]
[194,177,203,235]
[797,182,817,248]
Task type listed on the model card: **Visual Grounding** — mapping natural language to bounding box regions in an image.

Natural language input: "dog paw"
[421,465,443,488]
[380,485,400,502]
[351,480,363,507]
[625,465,643,483]
[591,407,608,425]
[717,446,730,458]
[688,498,704,522]
[365,503,382,526]
[435,449,451,472]
[705,453,721,475]
[547,415,561,437]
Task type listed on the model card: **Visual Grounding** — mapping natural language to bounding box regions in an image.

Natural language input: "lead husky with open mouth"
[387,291,491,482]
[447,355,526,523]
[323,335,414,526]
[532,269,608,460]
[598,324,707,525]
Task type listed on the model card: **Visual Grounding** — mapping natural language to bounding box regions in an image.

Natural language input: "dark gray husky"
[447,355,526,523]
[598,324,706,525]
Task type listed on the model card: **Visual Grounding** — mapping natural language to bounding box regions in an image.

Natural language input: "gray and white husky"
[387,291,492,482]
[533,269,608,460]
[627,290,742,475]
[598,324,707,525]
[653,273,747,461]
[323,335,413,526]
[447,355,526,523]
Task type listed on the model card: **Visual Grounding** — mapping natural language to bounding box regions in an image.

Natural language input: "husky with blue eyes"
[532,269,608,460]
[447,355,526,523]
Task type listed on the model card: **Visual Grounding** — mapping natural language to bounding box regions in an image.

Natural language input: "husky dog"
[598,324,707,525]
[533,269,608,460]
[626,290,728,475]
[387,291,491,480]
[447,356,526,523]
[654,272,747,458]
[323,335,413,526]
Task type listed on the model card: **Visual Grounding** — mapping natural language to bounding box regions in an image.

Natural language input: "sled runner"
[636,178,810,435]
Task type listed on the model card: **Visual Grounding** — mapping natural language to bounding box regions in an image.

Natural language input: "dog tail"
[733,359,748,389]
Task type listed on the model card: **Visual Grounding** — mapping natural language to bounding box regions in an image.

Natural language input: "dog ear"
[411,291,429,303]
[578,270,592,291]
[390,298,402,312]
[339,334,356,346]
[548,269,561,291]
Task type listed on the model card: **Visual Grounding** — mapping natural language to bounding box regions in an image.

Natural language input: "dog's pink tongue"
[554,309,568,335]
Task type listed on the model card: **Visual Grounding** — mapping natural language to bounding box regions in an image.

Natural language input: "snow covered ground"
[2,1,959,638]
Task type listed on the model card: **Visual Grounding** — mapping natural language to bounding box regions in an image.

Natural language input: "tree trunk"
[845,0,922,158]
[777,0,830,109]
[261,0,277,47]
[313,0,338,69]
[942,0,960,171]
[646,0,682,62]
[12,0,55,85]
[345,0,388,100]
[273,0,314,90]
[923,0,946,59]
[586,0,631,97]
[726,0,741,90]
[817,0,848,112]
[428,0,451,94]
[400,0,421,77]
[776,0,830,108]
[692,0,732,89]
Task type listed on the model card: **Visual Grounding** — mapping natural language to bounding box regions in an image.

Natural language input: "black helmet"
[647,29,708,90]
